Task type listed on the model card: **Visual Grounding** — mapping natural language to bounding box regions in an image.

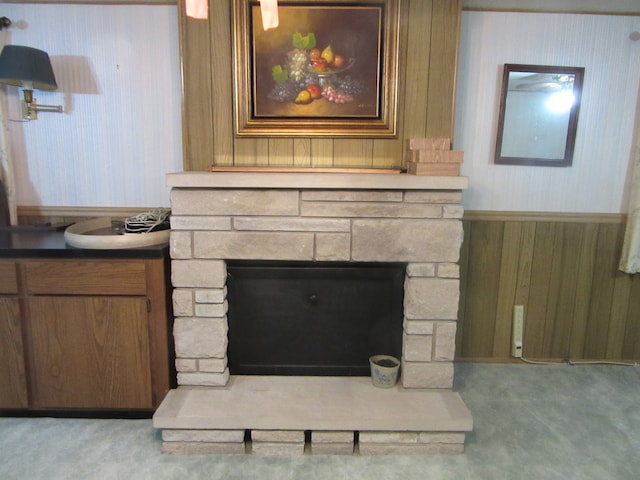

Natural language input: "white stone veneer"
[167,172,467,389]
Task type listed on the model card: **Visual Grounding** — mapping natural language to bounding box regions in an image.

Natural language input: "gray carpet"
[1,363,639,479]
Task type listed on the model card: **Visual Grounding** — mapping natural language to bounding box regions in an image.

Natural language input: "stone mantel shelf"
[167,171,468,191]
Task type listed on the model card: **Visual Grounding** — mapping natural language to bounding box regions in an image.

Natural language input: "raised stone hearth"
[153,171,473,455]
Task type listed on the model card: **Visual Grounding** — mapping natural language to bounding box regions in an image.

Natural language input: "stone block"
[437,263,460,278]
[418,432,466,444]
[162,441,245,455]
[170,215,231,231]
[312,431,354,443]
[198,357,228,373]
[406,263,436,278]
[403,190,463,204]
[195,301,228,318]
[443,204,464,219]
[171,260,226,288]
[172,289,194,317]
[402,362,454,389]
[194,231,314,260]
[250,430,306,456]
[195,287,226,304]
[170,231,192,259]
[404,278,460,319]
[434,322,457,361]
[403,333,433,361]
[251,430,305,443]
[162,429,245,443]
[359,432,418,443]
[175,358,197,373]
[250,442,305,456]
[173,317,228,358]
[311,443,354,455]
[352,219,462,263]
[404,319,434,335]
[358,443,464,455]
[315,233,351,261]
[302,190,403,202]
[302,201,441,219]
[177,370,230,386]
[171,189,299,216]
[234,216,350,232]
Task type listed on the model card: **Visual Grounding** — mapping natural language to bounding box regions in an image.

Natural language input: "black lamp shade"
[0,45,57,90]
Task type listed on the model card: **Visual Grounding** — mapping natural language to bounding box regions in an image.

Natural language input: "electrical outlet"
[512,305,524,358]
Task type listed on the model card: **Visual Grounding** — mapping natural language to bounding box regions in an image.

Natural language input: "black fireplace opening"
[226,260,405,376]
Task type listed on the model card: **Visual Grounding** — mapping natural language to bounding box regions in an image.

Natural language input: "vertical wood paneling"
[492,222,523,357]
[568,223,598,358]
[525,222,556,358]
[210,0,235,167]
[458,216,640,362]
[583,223,620,358]
[293,139,311,166]
[268,138,294,166]
[460,221,503,357]
[426,0,462,138]
[456,219,472,357]
[309,138,333,167]
[608,271,632,359]
[401,0,433,140]
[622,276,640,359]
[180,0,214,169]
[548,223,583,358]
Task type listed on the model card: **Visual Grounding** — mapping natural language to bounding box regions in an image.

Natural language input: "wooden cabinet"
[0,246,173,413]
[0,261,28,408]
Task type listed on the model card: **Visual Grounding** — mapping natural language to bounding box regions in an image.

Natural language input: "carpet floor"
[1,363,638,480]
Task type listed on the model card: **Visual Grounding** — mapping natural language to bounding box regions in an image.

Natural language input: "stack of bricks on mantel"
[406,138,463,176]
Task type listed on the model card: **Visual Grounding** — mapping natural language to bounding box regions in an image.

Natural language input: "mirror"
[495,64,584,167]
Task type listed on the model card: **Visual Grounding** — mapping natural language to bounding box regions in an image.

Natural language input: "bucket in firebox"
[369,355,400,388]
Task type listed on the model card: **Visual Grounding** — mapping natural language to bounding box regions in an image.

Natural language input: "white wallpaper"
[454,11,640,213]
[0,4,182,208]
[2,6,639,213]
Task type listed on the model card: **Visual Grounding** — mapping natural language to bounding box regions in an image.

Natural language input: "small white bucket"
[369,355,400,388]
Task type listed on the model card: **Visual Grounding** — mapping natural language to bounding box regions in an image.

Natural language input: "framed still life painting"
[233,0,400,137]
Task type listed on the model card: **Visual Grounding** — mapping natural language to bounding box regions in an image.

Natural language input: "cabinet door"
[25,296,153,409]
[0,297,28,408]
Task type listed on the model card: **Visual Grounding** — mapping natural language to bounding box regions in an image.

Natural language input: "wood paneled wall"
[178,0,462,171]
[457,214,640,362]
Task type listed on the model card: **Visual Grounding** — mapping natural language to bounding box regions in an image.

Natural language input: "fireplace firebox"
[226,261,405,376]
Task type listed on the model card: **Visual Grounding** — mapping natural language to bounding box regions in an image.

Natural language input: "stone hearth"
[153,171,473,455]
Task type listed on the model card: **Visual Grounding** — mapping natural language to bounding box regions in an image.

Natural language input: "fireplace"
[153,171,473,455]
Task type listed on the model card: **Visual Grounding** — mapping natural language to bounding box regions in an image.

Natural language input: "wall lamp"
[0,45,63,120]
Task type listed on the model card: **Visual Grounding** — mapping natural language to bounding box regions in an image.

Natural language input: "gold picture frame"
[233,0,400,137]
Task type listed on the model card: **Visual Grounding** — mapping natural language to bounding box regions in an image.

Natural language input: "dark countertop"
[0,229,169,259]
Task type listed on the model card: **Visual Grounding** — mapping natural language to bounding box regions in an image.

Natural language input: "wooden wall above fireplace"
[177,0,462,171]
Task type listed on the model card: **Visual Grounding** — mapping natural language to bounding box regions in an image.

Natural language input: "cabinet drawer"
[0,262,18,294]
[25,260,147,295]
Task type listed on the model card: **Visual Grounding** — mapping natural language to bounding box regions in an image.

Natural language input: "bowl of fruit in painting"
[268,32,365,106]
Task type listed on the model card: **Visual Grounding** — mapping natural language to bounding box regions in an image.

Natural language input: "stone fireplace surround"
[153,171,473,455]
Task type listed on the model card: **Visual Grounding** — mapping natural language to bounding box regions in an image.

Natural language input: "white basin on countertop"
[64,217,169,249]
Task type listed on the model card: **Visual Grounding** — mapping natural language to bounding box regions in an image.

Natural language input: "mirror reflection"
[495,64,585,167]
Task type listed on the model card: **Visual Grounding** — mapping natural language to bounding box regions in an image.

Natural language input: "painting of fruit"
[306,84,322,99]
[250,3,383,118]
